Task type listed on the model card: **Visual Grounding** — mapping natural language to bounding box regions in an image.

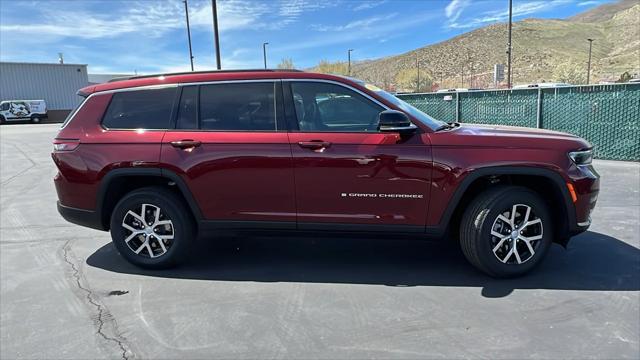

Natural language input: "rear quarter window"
[102,87,177,129]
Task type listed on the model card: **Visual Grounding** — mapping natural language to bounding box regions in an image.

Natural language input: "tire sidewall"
[475,189,553,277]
[110,189,193,268]
[31,116,41,123]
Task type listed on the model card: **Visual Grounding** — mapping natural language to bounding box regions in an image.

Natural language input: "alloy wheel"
[490,204,543,264]
[121,203,174,258]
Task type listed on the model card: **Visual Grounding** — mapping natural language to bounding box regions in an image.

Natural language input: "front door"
[285,81,432,231]
[161,81,296,227]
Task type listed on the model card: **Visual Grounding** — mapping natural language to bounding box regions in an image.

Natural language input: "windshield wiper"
[435,122,461,132]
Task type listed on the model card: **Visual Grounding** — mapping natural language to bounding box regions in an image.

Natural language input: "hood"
[433,123,592,151]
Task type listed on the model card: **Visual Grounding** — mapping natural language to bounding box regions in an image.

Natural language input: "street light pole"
[348,49,353,76]
[263,42,269,69]
[416,53,420,93]
[506,0,513,88]
[211,0,221,69]
[184,0,194,71]
[587,38,594,84]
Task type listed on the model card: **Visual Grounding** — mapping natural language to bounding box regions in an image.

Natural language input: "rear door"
[285,80,432,231]
[160,80,296,227]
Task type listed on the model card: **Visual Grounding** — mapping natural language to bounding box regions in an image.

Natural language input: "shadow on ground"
[87,231,640,298]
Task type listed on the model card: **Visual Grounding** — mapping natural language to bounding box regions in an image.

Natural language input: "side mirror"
[377,110,417,133]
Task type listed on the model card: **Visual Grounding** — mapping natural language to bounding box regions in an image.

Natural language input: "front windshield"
[345,77,446,130]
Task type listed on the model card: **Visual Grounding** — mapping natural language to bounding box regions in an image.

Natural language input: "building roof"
[1,61,88,67]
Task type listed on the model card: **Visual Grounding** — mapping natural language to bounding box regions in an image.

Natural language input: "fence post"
[455,92,460,122]
[536,88,542,128]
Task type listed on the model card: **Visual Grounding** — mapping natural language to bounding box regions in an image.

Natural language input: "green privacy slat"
[397,84,640,161]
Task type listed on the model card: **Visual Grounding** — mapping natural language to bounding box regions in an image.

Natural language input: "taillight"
[53,139,80,151]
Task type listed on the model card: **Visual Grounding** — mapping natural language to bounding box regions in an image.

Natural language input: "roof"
[0,61,88,67]
[78,69,348,96]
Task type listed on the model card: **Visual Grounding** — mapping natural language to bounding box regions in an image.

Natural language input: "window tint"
[176,86,197,129]
[102,87,176,129]
[199,82,276,131]
[290,82,383,132]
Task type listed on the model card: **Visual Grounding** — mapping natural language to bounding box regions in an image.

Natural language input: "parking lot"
[1,123,638,359]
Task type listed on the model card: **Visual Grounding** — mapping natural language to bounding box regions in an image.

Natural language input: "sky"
[0,0,614,74]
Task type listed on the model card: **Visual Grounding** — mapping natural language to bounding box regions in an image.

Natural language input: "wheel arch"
[96,168,203,231]
[441,166,575,246]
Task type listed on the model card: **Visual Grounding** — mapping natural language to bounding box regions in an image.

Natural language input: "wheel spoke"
[501,247,514,263]
[156,238,167,253]
[134,240,148,254]
[125,210,144,224]
[520,234,543,241]
[510,205,518,227]
[492,236,510,253]
[497,214,512,227]
[156,233,174,240]
[122,223,141,233]
[522,206,531,224]
[513,244,522,264]
[124,231,141,243]
[145,243,154,258]
[491,230,506,238]
[523,218,541,229]
[155,220,172,227]
[521,237,536,255]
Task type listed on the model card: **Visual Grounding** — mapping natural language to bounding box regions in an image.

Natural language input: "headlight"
[569,149,593,165]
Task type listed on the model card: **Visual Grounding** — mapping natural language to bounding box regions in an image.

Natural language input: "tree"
[395,68,433,93]
[552,62,587,84]
[314,60,348,75]
[277,58,296,70]
[617,71,632,83]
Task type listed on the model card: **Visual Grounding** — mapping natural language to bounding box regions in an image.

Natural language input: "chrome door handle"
[170,140,201,149]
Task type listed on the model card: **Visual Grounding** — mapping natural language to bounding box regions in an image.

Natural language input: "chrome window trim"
[64,78,390,131]
[282,78,390,110]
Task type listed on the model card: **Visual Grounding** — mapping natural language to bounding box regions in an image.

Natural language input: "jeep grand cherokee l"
[52,70,599,277]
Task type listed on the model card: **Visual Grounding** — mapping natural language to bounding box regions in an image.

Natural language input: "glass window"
[102,87,176,129]
[290,82,383,132]
[199,82,276,131]
[176,86,197,129]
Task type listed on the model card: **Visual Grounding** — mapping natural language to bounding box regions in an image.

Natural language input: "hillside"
[320,0,640,90]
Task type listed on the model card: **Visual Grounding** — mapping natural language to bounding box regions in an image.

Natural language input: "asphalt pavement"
[1,124,638,359]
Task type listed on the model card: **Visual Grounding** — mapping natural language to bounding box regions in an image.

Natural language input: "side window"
[290,82,383,132]
[199,82,276,131]
[176,86,197,129]
[102,87,176,129]
[0,103,9,111]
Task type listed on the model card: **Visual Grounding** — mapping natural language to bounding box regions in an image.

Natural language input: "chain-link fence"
[398,83,640,161]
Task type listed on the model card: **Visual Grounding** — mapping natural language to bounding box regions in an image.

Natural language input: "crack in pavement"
[61,240,133,360]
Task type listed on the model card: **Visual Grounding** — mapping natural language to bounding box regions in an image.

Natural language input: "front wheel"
[460,186,552,278]
[31,115,41,124]
[110,187,195,269]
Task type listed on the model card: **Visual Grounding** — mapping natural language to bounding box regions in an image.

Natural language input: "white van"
[0,100,48,123]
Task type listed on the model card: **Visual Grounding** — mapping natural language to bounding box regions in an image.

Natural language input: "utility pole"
[416,53,420,93]
[211,0,221,69]
[506,0,513,88]
[263,42,269,69]
[587,38,594,84]
[184,0,194,71]
[348,49,353,76]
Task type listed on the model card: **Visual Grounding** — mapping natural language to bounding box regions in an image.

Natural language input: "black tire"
[0,115,5,124]
[459,186,552,278]
[110,187,195,269]
[31,115,41,124]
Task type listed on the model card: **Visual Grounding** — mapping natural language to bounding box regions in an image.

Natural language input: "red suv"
[52,70,599,277]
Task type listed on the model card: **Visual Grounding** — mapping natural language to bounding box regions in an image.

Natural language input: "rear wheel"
[110,187,195,269]
[0,115,5,124]
[459,186,552,278]
[31,115,41,124]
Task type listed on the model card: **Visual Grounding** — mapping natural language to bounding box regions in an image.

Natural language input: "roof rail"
[108,69,304,83]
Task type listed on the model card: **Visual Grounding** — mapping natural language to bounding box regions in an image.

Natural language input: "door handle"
[170,140,201,149]
[298,141,331,152]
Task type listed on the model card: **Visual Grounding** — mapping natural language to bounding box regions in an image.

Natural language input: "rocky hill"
[320,0,640,90]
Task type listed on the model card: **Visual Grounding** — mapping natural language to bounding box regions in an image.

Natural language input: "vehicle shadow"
[86,231,640,298]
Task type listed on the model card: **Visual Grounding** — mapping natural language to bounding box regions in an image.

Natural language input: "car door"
[285,80,432,231]
[160,80,296,228]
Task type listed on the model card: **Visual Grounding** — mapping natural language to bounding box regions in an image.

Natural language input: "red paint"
[53,70,598,235]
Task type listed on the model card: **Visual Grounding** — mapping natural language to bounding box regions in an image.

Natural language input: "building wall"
[0,62,88,110]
